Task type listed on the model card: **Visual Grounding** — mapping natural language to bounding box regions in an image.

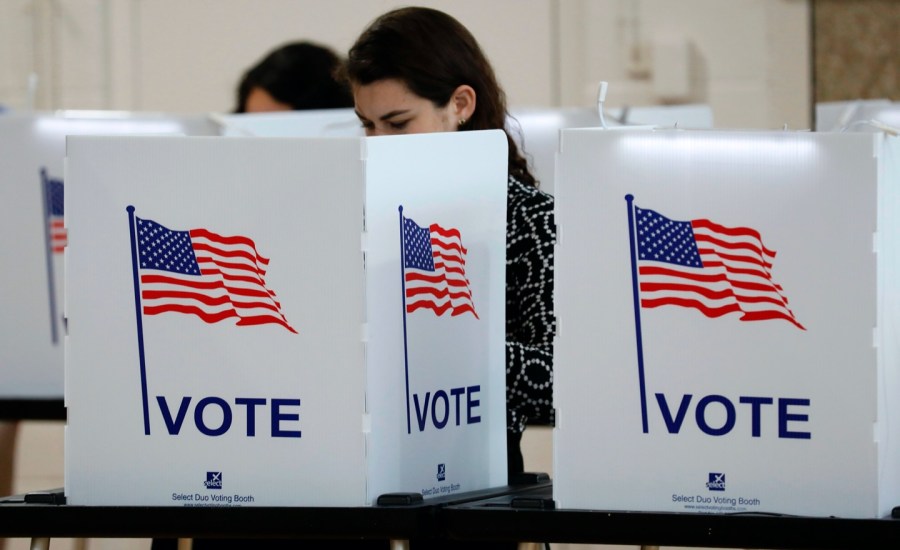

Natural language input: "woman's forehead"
[353,79,423,114]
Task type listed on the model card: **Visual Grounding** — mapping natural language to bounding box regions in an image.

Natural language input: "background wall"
[813,0,900,103]
[1,0,812,128]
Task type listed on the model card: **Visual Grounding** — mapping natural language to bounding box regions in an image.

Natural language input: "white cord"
[26,73,39,111]
[597,81,609,129]
[840,119,900,137]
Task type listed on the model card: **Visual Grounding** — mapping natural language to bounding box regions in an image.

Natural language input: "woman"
[346,6,555,478]
[234,41,353,113]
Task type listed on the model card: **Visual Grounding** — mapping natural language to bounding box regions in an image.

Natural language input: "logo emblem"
[436,463,446,482]
[706,472,725,491]
[204,471,223,490]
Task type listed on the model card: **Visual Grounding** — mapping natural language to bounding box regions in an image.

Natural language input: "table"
[443,485,900,549]
[0,480,551,550]
[0,399,65,421]
[3,481,899,550]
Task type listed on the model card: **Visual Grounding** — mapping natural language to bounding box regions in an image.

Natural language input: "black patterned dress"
[505,175,555,435]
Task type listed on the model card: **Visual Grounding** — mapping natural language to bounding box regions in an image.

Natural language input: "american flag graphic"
[633,204,804,330]
[402,214,478,318]
[135,216,296,333]
[43,171,66,254]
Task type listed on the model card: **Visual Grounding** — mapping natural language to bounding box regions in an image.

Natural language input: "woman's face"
[353,78,458,136]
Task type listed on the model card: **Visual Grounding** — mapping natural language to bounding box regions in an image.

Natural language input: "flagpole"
[126,206,151,435]
[40,169,58,345]
[625,194,649,433]
[399,206,413,435]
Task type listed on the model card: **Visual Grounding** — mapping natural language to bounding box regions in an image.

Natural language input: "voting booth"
[0,111,218,398]
[815,99,896,132]
[553,128,899,518]
[509,105,714,196]
[64,131,508,506]
[213,105,713,199]
[213,108,362,137]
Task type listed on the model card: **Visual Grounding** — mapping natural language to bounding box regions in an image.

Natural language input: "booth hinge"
[360,231,369,252]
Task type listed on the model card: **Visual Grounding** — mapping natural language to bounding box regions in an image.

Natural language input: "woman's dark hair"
[344,7,536,187]
[235,41,353,113]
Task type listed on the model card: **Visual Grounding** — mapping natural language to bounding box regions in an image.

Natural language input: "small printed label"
[204,472,222,490]
[706,472,725,491]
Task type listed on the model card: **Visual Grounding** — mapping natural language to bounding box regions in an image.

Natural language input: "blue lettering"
[195,397,232,436]
[739,396,774,437]
[235,397,266,436]
[413,392,431,432]
[271,398,302,438]
[466,385,481,424]
[154,395,301,438]
[411,385,482,432]
[778,398,811,439]
[432,390,449,429]
[156,396,191,435]
[695,394,735,436]
[653,393,811,439]
[655,393,692,433]
[450,387,465,426]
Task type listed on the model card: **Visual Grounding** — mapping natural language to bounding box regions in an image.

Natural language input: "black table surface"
[0,398,65,421]
[443,485,900,549]
[3,480,899,547]
[0,481,550,541]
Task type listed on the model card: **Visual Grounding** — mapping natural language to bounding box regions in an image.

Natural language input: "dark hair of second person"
[235,41,353,113]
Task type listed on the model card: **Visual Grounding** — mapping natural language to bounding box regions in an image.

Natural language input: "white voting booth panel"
[64,131,508,506]
[214,106,713,199]
[553,128,899,518]
[815,99,895,132]
[510,105,713,196]
[214,108,362,137]
[0,111,218,398]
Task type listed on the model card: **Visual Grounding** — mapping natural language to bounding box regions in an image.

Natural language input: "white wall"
[0,0,810,128]
[558,0,811,128]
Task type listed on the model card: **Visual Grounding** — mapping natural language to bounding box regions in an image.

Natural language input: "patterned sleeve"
[505,177,556,434]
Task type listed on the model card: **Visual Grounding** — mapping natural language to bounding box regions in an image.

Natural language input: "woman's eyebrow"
[378,109,411,121]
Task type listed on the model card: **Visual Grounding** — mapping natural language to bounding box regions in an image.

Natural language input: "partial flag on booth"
[40,168,65,344]
[630,200,804,330]
[131,212,296,333]
[42,169,66,254]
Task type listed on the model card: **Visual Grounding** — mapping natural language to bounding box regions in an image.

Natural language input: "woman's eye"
[389,120,409,130]
[360,120,374,130]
